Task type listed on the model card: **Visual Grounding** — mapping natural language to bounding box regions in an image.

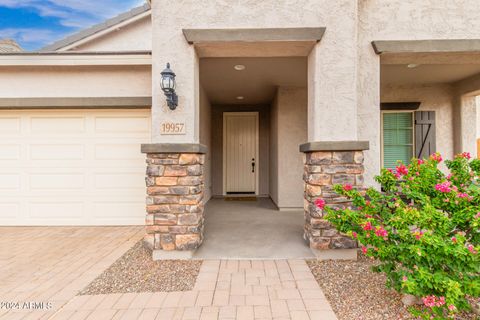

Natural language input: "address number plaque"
[160,122,186,135]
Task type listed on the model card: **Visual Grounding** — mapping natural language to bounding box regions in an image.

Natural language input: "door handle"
[251,158,255,173]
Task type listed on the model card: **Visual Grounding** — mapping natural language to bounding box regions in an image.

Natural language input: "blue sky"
[0,0,145,51]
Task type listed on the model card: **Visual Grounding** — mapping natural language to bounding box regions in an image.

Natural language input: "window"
[382,112,414,169]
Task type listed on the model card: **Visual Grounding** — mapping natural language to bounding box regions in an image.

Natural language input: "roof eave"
[40,3,151,52]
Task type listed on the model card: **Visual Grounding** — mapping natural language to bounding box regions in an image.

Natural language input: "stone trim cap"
[300,141,369,152]
[372,39,480,55]
[183,27,325,44]
[141,143,207,154]
[0,96,151,109]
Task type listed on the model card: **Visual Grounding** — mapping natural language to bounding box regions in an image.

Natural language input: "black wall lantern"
[160,63,178,110]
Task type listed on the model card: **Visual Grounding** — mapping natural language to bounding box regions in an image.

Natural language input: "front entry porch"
[193,198,314,259]
[143,28,369,258]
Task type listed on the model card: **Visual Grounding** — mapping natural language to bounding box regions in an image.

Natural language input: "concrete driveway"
[0,227,143,319]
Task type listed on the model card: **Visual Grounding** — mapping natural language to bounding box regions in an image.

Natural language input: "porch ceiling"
[200,57,307,105]
[377,43,480,86]
[381,64,480,86]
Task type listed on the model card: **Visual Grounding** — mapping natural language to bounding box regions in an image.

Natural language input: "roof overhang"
[372,39,480,55]
[183,27,325,58]
[0,51,152,66]
[183,27,325,44]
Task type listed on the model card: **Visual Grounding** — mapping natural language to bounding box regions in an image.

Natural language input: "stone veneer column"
[300,141,369,250]
[141,144,207,253]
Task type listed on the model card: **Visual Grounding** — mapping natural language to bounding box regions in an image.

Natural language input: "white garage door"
[0,109,150,226]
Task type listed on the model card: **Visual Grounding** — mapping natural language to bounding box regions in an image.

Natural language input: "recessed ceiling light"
[236,96,244,100]
[234,64,246,71]
[407,64,420,68]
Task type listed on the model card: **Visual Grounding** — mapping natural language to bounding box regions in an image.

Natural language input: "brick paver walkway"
[0,228,336,320]
[50,260,336,320]
[0,227,143,320]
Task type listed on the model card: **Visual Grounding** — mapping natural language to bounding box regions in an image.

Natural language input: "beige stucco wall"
[0,66,151,98]
[152,0,480,187]
[210,105,270,197]
[270,87,307,209]
[381,84,455,161]
[74,16,152,51]
[359,0,480,41]
[269,93,279,205]
[477,96,480,138]
[1,0,479,192]
[455,73,480,98]
[199,86,212,202]
[150,0,480,187]
[151,0,359,145]
[453,76,480,156]
[358,0,480,185]
[453,95,477,156]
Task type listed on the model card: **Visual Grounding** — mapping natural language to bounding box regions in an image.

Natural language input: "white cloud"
[0,0,26,7]
[0,27,68,44]
[32,3,72,19]
[57,16,98,29]
[47,0,145,18]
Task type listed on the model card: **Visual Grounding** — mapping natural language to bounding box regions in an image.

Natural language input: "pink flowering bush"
[321,153,480,319]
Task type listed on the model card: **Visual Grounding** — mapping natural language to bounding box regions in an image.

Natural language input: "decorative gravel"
[80,241,202,295]
[307,254,413,320]
[307,254,480,320]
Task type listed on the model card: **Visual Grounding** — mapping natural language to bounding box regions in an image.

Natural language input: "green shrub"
[319,153,480,319]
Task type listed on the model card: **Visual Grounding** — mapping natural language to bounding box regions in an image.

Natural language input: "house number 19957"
[160,122,186,135]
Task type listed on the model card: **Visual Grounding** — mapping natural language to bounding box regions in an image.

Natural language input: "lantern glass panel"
[161,76,174,90]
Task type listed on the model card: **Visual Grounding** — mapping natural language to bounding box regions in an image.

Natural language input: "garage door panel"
[0,145,21,160]
[93,201,144,219]
[94,116,150,133]
[94,144,144,160]
[0,174,21,190]
[94,173,144,189]
[0,117,21,133]
[29,173,85,190]
[0,109,150,226]
[31,117,85,134]
[29,202,84,219]
[30,144,85,160]
[0,203,19,219]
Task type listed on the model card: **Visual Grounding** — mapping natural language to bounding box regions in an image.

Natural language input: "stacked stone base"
[143,152,205,251]
[303,150,365,250]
